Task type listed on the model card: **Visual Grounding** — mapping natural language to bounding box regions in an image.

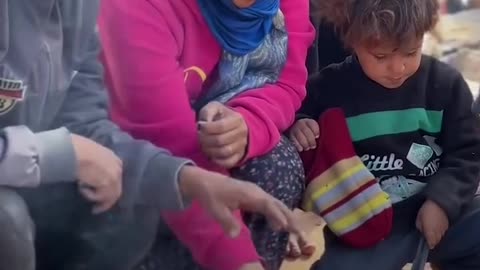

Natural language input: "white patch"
[0,78,26,115]
[380,175,427,203]
[407,143,434,169]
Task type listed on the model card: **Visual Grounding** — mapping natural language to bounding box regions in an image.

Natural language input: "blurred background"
[424,0,480,97]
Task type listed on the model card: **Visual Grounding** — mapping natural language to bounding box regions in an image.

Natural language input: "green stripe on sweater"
[347,108,443,142]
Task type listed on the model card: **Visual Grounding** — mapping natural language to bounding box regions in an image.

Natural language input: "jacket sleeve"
[0,125,75,188]
[49,25,192,210]
[98,1,259,270]
[424,72,480,221]
[226,0,315,159]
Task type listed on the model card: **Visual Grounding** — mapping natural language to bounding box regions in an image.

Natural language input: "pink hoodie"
[98,0,314,269]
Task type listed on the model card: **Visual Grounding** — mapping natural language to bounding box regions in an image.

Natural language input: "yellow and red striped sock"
[301,108,393,248]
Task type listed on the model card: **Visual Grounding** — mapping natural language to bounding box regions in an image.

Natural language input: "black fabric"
[13,183,159,270]
[306,20,350,76]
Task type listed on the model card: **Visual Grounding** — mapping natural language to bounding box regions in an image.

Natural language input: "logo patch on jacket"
[0,78,26,115]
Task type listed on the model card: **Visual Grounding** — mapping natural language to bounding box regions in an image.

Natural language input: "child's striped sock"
[301,108,393,248]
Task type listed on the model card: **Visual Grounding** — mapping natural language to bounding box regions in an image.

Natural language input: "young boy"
[289,0,480,269]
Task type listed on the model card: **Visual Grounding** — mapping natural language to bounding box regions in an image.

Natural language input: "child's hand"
[416,199,449,249]
[289,119,320,152]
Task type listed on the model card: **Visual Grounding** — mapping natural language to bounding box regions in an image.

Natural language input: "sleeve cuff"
[35,127,77,184]
[141,153,193,210]
[229,106,263,161]
[0,126,41,187]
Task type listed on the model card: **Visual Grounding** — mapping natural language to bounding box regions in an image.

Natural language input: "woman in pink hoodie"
[98,0,314,269]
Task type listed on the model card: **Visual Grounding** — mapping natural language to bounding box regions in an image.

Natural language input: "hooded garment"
[0,0,191,209]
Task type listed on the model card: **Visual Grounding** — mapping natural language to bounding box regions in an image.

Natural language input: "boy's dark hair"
[313,0,439,47]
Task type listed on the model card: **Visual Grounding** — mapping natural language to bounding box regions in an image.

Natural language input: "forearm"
[0,126,76,187]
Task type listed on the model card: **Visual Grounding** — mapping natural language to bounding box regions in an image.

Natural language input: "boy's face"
[353,37,423,89]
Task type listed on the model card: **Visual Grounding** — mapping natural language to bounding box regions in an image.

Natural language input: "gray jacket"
[0,0,189,209]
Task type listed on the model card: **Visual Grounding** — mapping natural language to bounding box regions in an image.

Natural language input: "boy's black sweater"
[300,55,480,221]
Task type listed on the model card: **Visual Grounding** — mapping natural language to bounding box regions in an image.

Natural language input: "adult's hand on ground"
[178,165,305,238]
[197,102,248,169]
[71,134,123,214]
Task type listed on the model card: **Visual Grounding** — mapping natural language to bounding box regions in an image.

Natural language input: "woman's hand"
[197,102,249,168]
[178,165,304,238]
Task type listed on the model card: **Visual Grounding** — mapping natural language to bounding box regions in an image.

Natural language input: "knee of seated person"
[0,188,34,241]
[234,137,305,207]
[266,136,305,181]
[248,137,303,171]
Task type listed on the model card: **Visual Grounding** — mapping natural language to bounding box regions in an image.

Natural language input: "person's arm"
[98,1,259,270]
[226,0,315,159]
[424,72,480,221]
[0,125,75,187]
[50,27,193,211]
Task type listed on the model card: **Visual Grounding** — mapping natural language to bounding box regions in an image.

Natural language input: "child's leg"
[430,196,480,270]
[312,195,424,270]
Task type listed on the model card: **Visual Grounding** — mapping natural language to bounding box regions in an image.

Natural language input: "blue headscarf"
[193,10,288,112]
[197,0,280,56]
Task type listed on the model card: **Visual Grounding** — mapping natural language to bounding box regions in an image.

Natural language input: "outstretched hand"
[178,165,305,238]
